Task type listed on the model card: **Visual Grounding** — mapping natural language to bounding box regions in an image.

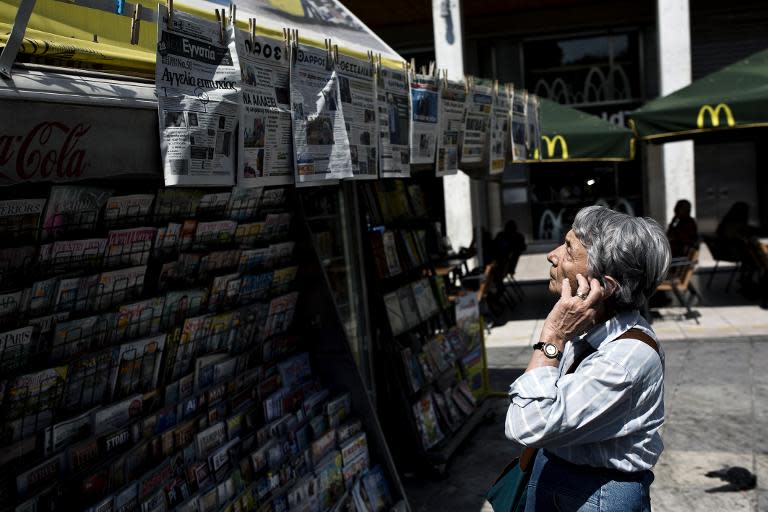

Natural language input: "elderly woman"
[506,206,671,511]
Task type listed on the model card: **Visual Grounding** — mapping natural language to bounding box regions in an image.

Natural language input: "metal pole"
[0,0,38,78]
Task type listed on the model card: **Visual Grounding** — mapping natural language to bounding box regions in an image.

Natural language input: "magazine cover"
[409,72,440,165]
[0,198,46,240]
[411,278,439,320]
[461,77,493,165]
[436,77,467,177]
[93,266,147,311]
[336,53,378,180]
[396,286,421,330]
[381,231,401,276]
[41,186,112,240]
[377,66,411,178]
[93,394,143,436]
[361,465,393,512]
[0,326,35,372]
[153,189,205,221]
[162,289,208,329]
[116,296,166,341]
[3,366,68,442]
[511,88,528,161]
[401,347,425,394]
[109,334,166,400]
[228,187,263,221]
[103,194,155,226]
[411,394,444,450]
[383,292,406,336]
[105,228,157,267]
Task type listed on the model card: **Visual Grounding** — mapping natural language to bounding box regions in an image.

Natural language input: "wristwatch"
[532,342,563,360]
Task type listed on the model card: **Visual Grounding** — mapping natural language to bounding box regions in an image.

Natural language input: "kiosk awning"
[0,0,404,76]
[629,47,768,141]
[530,98,635,163]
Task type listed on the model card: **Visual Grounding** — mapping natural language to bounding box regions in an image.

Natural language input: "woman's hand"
[540,274,607,346]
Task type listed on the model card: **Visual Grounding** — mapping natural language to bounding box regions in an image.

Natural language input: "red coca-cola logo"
[0,121,91,180]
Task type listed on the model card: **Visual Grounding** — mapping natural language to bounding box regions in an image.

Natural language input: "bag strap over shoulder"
[516,328,658,472]
[615,327,660,354]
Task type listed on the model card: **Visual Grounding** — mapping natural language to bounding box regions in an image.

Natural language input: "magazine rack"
[359,178,492,476]
[0,179,409,512]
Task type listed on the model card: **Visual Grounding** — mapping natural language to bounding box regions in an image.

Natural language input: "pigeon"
[704,466,756,492]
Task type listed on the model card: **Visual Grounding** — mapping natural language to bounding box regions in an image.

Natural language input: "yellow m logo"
[696,103,735,129]
[537,135,568,159]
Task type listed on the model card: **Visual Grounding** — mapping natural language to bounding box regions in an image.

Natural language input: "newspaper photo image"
[436,77,467,177]
[290,42,353,186]
[489,84,511,175]
[461,77,493,165]
[156,6,241,186]
[376,66,411,178]
[236,30,294,187]
[336,53,377,180]
[526,93,543,161]
[511,89,529,161]
[409,73,439,165]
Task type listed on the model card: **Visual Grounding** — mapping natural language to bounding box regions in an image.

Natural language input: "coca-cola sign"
[0,100,161,184]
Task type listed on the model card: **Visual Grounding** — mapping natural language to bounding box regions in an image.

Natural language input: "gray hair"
[572,206,671,310]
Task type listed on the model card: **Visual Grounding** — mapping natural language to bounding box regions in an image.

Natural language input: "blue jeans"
[525,450,653,511]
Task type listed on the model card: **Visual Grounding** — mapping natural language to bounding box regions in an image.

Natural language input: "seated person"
[667,199,698,258]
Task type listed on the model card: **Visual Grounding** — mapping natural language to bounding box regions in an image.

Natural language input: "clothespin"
[333,44,339,68]
[93,33,98,43]
[428,60,435,77]
[215,9,225,44]
[130,3,142,45]
[167,0,173,28]
[324,39,332,69]
[249,18,256,48]
[229,2,236,25]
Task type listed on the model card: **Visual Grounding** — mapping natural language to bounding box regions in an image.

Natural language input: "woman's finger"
[575,273,590,297]
[561,277,572,299]
[583,278,605,307]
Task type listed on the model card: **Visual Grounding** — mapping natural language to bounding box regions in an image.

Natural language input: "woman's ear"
[603,276,619,298]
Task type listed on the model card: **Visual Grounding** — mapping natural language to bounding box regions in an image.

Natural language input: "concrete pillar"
[653,0,695,224]
[433,0,475,257]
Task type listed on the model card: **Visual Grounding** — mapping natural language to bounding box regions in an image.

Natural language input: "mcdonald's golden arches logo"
[696,103,735,129]
[535,135,569,159]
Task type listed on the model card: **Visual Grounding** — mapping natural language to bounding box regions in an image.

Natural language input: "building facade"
[342,0,768,245]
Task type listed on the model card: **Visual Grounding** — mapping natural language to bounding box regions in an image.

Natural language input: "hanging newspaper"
[511,89,529,161]
[461,77,493,165]
[156,5,240,186]
[526,93,543,161]
[336,52,378,180]
[488,84,511,175]
[235,25,294,187]
[435,76,466,177]
[289,39,353,186]
[376,65,411,178]
[409,73,439,165]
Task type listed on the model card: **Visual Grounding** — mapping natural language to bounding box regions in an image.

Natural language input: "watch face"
[543,344,559,357]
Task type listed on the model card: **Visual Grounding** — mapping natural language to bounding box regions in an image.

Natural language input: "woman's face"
[547,230,590,295]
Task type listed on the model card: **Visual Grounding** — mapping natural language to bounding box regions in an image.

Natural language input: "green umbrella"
[527,99,635,163]
[630,48,768,141]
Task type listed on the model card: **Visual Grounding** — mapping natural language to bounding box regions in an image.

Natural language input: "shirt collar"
[577,309,642,350]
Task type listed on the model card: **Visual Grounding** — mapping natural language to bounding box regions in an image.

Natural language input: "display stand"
[359,179,492,476]
[0,178,408,512]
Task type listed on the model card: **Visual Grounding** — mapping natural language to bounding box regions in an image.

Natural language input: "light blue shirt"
[505,309,665,472]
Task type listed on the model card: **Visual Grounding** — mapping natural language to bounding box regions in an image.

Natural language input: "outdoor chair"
[701,234,743,291]
[503,250,525,300]
[654,248,701,321]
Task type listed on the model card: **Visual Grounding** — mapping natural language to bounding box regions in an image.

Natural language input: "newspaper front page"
[435,78,466,177]
[409,74,440,165]
[336,53,378,180]
[461,78,493,165]
[377,67,411,178]
[290,43,353,186]
[156,6,240,186]
[511,89,528,162]
[526,94,543,161]
[488,85,511,175]
[235,30,294,187]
